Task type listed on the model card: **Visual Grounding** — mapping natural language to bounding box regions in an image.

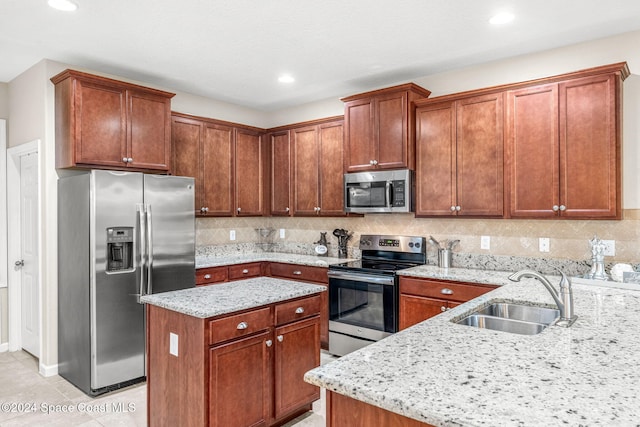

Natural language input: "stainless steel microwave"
[344,169,414,213]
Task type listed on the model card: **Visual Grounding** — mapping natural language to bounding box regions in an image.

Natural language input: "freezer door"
[91,170,145,390]
[143,174,196,294]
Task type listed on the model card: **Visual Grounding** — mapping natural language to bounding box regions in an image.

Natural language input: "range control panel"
[359,234,426,254]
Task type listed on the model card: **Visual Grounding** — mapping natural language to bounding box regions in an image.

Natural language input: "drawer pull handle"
[204,274,211,279]
[293,271,302,275]
[237,322,248,330]
[242,269,249,274]
[266,340,273,347]
[295,307,305,314]
[440,288,454,295]
[277,335,284,342]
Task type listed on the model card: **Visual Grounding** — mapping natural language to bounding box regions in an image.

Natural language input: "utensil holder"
[438,249,452,268]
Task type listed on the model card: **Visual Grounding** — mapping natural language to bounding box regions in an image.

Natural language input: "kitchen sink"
[454,302,560,335]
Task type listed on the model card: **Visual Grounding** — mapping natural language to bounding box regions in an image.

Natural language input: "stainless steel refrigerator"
[58,170,195,396]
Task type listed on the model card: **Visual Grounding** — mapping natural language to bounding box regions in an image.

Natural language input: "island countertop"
[304,276,640,426]
[141,276,327,318]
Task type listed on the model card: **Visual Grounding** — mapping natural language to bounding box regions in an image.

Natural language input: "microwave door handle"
[386,180,392,208]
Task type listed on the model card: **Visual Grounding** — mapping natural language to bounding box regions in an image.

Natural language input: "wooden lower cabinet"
[196,262,263,286]
[147,294,321,427]
[327,392,434,427]
[399,277,496,330]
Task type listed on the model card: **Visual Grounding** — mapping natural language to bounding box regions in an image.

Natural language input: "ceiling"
[2,0,640,111]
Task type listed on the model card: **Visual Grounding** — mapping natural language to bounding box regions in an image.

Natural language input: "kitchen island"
[142,277,327,427]
[305,266,640,426]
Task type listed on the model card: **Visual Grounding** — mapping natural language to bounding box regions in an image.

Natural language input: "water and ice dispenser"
[106,227,134,272]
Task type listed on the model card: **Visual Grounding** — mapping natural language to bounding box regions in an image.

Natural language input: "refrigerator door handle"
[146,204,153,296]
[137,203,147,303]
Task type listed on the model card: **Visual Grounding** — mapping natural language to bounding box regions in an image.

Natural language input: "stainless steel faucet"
[508,270,578,327]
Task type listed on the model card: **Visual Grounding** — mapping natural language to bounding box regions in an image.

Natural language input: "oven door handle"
[328,271,395,286]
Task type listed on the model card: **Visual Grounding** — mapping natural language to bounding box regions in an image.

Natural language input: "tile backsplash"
[196,210,640,273]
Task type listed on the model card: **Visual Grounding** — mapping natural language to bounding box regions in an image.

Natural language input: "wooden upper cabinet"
[343,83,431,172]
[507,64,627,219]
[415,92,504,217]
[292,119,346,216]
[170,112,265,217]
[270,130,292,216]
[52,69,174,172]
[235,128,265,216]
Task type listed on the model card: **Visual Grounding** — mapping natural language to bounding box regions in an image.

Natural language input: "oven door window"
[329,278,396,333]
[346,182,387,208]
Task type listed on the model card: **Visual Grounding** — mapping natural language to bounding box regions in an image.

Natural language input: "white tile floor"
[0,350,337,426]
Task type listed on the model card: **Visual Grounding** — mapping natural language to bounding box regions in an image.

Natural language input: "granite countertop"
[305,274,640,426]
[141,277,326,318]
[398,264,516,286]
[196,252,350,269]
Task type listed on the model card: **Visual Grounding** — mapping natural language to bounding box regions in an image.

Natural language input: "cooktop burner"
[330,259,420,275]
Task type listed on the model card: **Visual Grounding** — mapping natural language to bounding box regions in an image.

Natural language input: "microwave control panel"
[391,180,406,207]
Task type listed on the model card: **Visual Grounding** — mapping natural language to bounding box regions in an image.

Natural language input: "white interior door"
[17,152,39,357]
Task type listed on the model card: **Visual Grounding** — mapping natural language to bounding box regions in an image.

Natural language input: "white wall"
[0,83,8,119]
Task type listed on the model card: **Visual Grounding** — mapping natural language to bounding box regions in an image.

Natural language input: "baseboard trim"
[39,362,58,377]
[0,342,8,352]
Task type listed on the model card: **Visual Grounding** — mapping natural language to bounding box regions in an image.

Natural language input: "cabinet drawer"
[275,295,321,326]
[209,307,272,345]
[228,262,262,280]
[269,263,328,284]
[196,266,228,285]
[400,277,496,303]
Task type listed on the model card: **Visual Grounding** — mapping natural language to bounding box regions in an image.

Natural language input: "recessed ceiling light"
[278,74,295,84]
[489,12,514,25]
[48,0,78,12]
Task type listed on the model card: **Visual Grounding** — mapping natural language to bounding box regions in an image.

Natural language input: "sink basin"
[454,302,560,335]
[474,303,559,325]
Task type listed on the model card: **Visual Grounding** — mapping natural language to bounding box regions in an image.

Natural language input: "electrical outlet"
[539,237,550,253]
[480,236,490,250]
[230,230,236,241]
[602,239,616,256]
[279,228,285,239]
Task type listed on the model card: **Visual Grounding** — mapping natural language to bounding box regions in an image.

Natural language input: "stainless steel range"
[328,234,426,356]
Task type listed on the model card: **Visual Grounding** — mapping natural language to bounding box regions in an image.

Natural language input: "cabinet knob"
[559,205,566,211]
[277,335,284,342]
[292,270,302,275]
[552,205,559,212]
[369,160,375,165]
[285,207,290,212]
[316,207,321,213]
[295,307,305,314]
[204,274,211,279]
[242,269,249,274]
[266,340,273,347]
[237,207,242,213]
[440,288,454,295]
[127,157,133,163]
[450,206,456,212]
[236,322,248,330]
[441,306,447,312]
[455,206,461,211]
[122,157,128,163]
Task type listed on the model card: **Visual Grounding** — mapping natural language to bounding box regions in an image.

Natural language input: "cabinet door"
[292,126,320,215]
[375,91,408,169]
[560,73,619,218]
[344,98,375,172]
[209,331,272,427]
[127,90,171,171]
[506,84,560,218]
[274,317,320,420]
[203,123,234,216]
[415,101,457,216]
[456,93,504,216]
[74,79,127,168]
[399,295,448,330]
[318,121,346,216]
[171,116,203,214]
[235,128,264,216]
[270,131,292,215]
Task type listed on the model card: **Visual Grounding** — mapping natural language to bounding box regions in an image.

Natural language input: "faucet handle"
[558,271,571,290]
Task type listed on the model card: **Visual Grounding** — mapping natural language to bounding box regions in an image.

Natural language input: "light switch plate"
[169,333,178,357]
[279,228,285,239]
[539,237,550,253]
[480,236,490,250]
[230,230,236,241]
